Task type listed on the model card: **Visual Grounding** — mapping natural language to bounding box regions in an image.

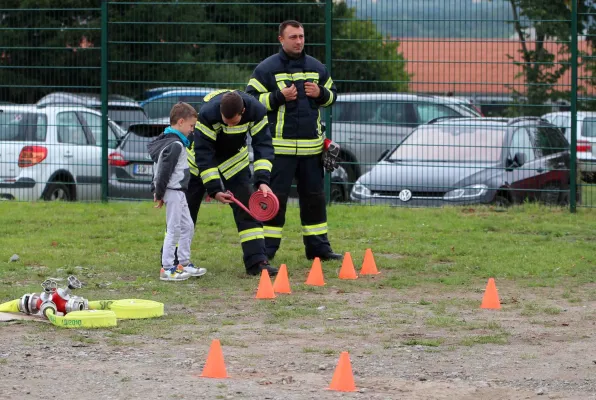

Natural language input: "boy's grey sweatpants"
[162,189,194,268]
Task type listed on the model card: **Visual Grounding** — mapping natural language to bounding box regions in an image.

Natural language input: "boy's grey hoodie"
[147,133,190,201]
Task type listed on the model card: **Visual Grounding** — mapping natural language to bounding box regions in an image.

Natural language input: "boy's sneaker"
[182,263,207,277]
[246,261,278,277]
[160,265,191,281]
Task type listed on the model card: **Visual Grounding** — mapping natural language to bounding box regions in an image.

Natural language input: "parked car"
[140,87,217,119]
[141,86,205,101]
[36,92,148,130]
[108,119,350,201]
[325,93,483,183]
[541,111,596,178]
[0,104,124,201]
[351,117,575,207]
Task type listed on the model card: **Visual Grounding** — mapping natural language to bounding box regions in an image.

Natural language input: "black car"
[351,117,576,207]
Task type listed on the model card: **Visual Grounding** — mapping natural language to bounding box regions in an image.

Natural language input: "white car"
[0,105,124,201]
[542,111,596,175]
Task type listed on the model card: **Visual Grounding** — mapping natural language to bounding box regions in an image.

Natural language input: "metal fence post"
[101,0,109,203]
[570,0,578,213]
[324,0,333,205]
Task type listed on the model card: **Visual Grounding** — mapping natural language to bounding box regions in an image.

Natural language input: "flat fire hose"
[0,298,164,329]
[227,190,279,222]
[44,308,118,329]
[88,299,164,319]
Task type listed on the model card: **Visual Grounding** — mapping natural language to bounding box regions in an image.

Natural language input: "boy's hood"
[146,133,182,162]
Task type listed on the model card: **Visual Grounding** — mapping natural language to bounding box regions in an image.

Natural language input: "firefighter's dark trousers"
[264,154,332,259]
[161,170,267,270]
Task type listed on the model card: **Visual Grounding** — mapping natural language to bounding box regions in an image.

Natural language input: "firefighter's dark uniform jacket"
[246,48,337,157]
[193,89,274,270]
[194,89,274,197]
[245,48,338,260]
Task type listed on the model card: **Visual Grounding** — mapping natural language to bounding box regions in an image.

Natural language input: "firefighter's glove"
[322,138,340,172]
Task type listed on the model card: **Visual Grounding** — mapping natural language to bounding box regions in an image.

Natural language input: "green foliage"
[0,0,408,103]
[332,2,410,93]
[504,0,596,115]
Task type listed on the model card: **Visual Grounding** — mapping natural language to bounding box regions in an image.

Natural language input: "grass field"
[1,201,595,399]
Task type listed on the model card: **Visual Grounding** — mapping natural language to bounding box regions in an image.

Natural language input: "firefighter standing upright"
[246,20,343,262]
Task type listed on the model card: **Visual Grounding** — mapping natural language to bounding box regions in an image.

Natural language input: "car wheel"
[43,182,72,201]
[493,195,511,209]
[539,183,562,205]
[337,153,359,184]
[330,183,346,203]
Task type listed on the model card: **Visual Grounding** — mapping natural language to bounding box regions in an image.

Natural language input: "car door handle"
[348,137,362,142]
[536,168,544,173]
[64,152,74,158]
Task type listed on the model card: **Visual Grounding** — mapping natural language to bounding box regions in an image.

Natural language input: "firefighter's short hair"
[169,102,198,125]
[279,20,303,37]
[220,92,244,119]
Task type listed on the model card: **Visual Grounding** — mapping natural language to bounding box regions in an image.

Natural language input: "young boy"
[148,102,207,281]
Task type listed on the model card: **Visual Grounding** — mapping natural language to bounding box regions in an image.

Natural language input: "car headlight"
[443,184,488,200]
[351,180,372,198]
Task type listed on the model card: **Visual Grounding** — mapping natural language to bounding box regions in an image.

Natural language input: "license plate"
[133,164,153,176]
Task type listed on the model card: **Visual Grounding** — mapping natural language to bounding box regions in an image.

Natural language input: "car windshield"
[388,125,506,163]
[108,109,148,130]
[0,112,47,141]
[581,117,596,138]
[143,95,205,119]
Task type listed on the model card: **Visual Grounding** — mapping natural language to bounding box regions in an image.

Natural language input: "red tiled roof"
[397,39,592,96]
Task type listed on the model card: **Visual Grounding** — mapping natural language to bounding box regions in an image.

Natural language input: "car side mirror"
[512,152,526,168]
[377,148,390,162]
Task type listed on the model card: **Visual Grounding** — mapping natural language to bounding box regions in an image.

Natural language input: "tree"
[0,0,408,103]
[504,0,596,115]
[331,1,410,93]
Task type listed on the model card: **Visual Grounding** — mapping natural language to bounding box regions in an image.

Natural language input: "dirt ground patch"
[1,282,596,400]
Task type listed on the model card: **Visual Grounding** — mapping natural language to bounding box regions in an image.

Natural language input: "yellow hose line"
[44,308,117,329]
[0,299,20,313]
[88,299,164,319]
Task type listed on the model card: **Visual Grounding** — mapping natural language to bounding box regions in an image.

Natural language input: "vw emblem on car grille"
[399,189,412,202]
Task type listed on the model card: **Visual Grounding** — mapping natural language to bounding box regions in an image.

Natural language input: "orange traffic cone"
[255,269,276,299]
[327,351,357,392]
[200,339,228,378]
[360,248,380,275]
[338,252,358,280]
[480,278,501,309]
[305,257,326,286]
[273,264,291,294]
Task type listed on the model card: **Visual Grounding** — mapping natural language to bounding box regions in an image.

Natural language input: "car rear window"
[121,132,155,153]
[581,118,596,138]
[0,112,47,142]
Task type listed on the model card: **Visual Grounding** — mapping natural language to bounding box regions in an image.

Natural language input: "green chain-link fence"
[1,0,594,210]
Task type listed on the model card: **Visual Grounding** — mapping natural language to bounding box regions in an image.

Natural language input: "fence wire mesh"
[0,0,594,210]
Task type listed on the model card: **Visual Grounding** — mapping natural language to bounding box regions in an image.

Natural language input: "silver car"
[324,93,482,182]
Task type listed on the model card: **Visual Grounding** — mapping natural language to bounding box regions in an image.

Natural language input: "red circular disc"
[248,191,279,222]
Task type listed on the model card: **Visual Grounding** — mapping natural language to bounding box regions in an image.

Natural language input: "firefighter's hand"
[281,84,297,101]
[258,184,271,198]
[305,82,321,98]
[153,194,164,209]
[214,192,234,204]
